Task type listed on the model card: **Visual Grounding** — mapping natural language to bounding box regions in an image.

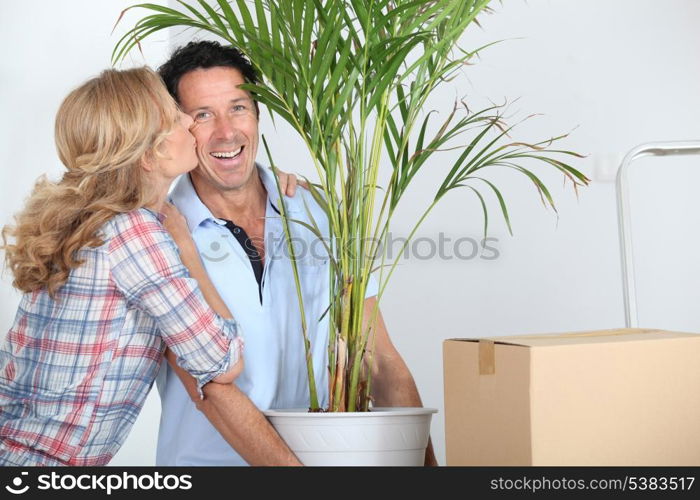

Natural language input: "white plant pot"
[263,407,437,466]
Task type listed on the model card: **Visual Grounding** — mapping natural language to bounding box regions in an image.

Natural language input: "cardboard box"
[443,328,700,465]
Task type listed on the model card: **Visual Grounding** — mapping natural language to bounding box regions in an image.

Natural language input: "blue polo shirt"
[155,165,377,466]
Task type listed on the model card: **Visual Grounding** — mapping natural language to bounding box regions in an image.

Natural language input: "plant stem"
[262,135,320,411]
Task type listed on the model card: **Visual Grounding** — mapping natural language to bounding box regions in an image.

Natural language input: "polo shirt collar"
[169,164,303,233]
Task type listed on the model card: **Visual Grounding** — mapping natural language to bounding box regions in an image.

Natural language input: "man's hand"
[424,439,438,466]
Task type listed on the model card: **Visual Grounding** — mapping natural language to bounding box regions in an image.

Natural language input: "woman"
[0,67,247,466]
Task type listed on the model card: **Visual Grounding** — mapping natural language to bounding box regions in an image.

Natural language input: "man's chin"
[193,158,257,186]
[205,173,255,192]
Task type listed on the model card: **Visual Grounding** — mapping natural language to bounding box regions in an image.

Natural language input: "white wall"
[379,0,700,464]
[2,0,700,466]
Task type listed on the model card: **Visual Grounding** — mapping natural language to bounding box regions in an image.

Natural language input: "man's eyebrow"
[185,105,211,113]
[186,98,252,113]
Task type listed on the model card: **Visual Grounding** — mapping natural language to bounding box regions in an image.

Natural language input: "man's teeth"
[211,147,243,159]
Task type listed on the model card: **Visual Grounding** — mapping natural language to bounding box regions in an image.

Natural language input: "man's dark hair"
[158,40,260,114]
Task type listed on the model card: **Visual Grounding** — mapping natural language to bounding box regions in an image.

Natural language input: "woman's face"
[155,110,198,180]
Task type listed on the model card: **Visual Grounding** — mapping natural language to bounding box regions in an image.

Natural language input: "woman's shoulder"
[101,208,167,241]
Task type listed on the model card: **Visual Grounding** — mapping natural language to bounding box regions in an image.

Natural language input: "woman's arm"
[161,203,231,319]
[160,203,242,385]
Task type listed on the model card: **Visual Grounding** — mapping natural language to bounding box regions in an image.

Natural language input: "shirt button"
[233,227,241,234]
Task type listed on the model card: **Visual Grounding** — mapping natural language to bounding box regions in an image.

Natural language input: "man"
[155,40,436,466]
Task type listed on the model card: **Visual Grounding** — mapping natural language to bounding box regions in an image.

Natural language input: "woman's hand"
[161,202,195,252]
[276,170,308,197]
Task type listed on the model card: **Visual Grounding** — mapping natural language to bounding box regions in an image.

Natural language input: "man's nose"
[213,114,237,142]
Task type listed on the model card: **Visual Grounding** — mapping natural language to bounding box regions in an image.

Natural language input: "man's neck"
[189,171,267,226]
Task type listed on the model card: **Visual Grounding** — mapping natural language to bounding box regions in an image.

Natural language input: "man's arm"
[362,296,438,466]
[164,349,302,466]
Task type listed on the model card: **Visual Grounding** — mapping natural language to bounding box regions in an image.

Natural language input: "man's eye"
[232,105,247,113]
[194,112,211,121]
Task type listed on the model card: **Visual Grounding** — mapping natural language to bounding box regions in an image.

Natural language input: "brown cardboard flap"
[446,328,699,348]
[478,340,495,375]
[501,328,657,341]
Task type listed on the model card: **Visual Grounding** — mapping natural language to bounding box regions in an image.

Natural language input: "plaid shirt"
[0,208,242,466]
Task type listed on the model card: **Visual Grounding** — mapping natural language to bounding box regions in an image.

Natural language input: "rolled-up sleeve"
[108,209,242,397]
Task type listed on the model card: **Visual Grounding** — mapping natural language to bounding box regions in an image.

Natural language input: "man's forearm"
[362,297,423,407]
[371,360,422,407]
[369,346,438,467]
[363,297,438,466]
[371,367,437,466]
[201,383,302,466]
[166,350,302,466]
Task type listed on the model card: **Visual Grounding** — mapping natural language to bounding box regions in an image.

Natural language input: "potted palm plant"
[114,0,588,465]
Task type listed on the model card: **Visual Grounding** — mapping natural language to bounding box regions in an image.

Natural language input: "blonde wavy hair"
[2,67,180,296]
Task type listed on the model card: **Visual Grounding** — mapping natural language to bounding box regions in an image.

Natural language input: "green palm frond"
[114,0,589,412]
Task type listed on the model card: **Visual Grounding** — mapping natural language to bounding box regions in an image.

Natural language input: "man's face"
[177,66,259,192]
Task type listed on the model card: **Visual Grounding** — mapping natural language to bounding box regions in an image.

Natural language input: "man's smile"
[210,146,244,159]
